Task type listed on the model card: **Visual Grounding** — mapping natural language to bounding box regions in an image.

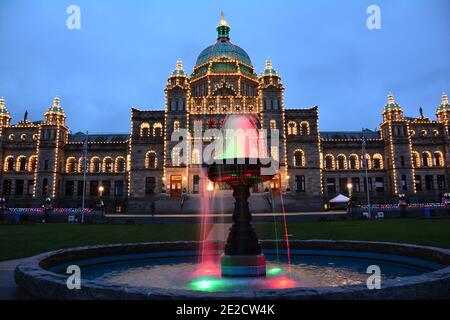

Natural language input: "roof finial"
[388,92,395,104]
[266,59,272,70]
[219,11,229,27]
[442,92,448,105]
[217,12,230,40]
[176,59,183,70]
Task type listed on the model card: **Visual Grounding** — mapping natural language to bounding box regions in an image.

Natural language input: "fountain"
[207,114,275,277]
[13,117,450,299]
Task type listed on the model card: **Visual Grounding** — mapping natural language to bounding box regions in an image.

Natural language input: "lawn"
[254,218,450,249]
[0,219,449,261]
[0,223,204,261]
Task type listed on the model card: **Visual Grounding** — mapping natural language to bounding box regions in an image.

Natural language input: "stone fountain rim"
[14,240,450,300]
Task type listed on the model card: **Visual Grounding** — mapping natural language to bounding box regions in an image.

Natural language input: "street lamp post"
[347,183,353,213]
[98,186,105,216]
[347,183,353,198]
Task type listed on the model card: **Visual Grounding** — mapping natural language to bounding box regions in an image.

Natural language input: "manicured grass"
[0,223,204,261]
[255,218,450,249]
[1,219,449,261]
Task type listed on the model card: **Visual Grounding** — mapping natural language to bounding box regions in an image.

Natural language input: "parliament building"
[1,15,449,213]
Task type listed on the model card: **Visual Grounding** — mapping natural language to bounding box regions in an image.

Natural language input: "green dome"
[261,59,279,77]
[192,13,255,78]
[195,41,253,68]
[170,60,188,78]
[383,93,402,112]
[46,96,66,115]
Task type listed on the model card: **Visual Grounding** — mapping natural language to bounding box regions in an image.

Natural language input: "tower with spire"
[0,97,11,128]
[380,92,415,195]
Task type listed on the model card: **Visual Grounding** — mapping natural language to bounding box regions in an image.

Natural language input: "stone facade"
[1,16,449,213]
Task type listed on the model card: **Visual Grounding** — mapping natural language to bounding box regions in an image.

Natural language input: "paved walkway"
[0,259,22,300]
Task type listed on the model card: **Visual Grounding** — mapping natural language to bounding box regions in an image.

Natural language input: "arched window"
[115,157,126,173]
[28,156,37,172]
[362,154,372,170]
[300,121,310,135]
[412,151,420,168]
[146,151,158,169]
[4,156,14,172]
[192,149,201,165]
[270,120,277,130]
[349,154,359,170]
[434,151,444,167]
[153,122,163,137]
[373,154,383,170]
[78,158,86,173]
[336,155,347,170]
[293,150,305,167]
[90,157,101,173]
[103,157,113,173]
[140,122,150,137]
[172,148,180,166]
[422,151,432,167]
[324,154,335,170]
[16,156,27,172]
[66,157,76,173]
[173,120,180,132]
[288,121,297,135]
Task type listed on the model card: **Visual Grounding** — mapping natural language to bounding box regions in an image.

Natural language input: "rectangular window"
[375,177,384,192]
[401,175,407,191]
[193,175,200,194]
[145,177,156,195]
[400,156,405,167]
[44,160,49,171]
[27,180,34,195]
[425,175,434,191]
[77,181,85,197]
[295,175,306,192]
[90,181,99,196]
[351,177,360,193]
[339,178,348,193]
[114,181,124,197]
[414,175,422,191]
[3,180,12,196]
[363,177,373,192]
[15,180,24,196]
[101,180,111,197]
[437,175,446,191]
[65,181,75,197]
[326,178,336,194]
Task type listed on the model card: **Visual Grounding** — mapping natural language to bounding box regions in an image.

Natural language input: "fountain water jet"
[207,114,275,277]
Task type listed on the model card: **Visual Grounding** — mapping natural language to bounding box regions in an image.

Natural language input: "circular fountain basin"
[15,241,450,299]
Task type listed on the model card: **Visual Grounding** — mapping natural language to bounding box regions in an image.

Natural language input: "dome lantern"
[217,12,231,41]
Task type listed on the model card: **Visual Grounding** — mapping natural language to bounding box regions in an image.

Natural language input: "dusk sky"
[0,0,449,133]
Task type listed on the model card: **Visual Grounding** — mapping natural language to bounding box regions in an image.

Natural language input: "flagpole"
[81,131,88,224]
[362,130,372,218]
